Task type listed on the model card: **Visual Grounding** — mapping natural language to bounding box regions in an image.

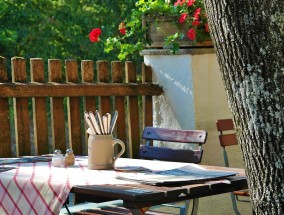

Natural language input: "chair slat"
[219,133,238,147]
[216,118,234,131]
[142,127,207,144]
[139,145,203,163]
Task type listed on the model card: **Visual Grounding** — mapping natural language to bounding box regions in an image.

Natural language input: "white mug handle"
[112,139,125,162]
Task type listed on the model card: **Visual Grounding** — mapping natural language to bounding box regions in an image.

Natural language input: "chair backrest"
[216,119,239,168]
[216,119,238,147]
[138,127,207,163]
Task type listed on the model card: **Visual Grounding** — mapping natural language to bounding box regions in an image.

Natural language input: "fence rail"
[0,57,163,158]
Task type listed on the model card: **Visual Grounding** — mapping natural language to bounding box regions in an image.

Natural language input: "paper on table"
[0,156,52,165]
[115,164,237,185]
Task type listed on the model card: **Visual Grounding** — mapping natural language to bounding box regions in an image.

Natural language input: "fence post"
[66,59,83,155]
[125,61,140,158]
[49,59,66,152]
[0,57,12,157]
[31,58,49,155]
[12,57,31,156]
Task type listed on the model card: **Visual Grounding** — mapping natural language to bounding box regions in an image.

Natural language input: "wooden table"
[0,157,247,215]
[71,160,248,215]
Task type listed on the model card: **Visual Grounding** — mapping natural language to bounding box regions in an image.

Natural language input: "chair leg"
[190,199,199,215]
[180,200,190,215]
[230,193,241,215]
[64,203,72,215]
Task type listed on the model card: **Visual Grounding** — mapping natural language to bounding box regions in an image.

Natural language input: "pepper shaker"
[65,149,75,166]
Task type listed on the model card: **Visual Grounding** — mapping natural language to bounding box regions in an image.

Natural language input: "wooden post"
[112,61,127,157]
[97,61,111,115]
[12,57,31,156]
[66,59,83,155]
[142,63,154,129]
[126,61,140,158]
[49,59,66,152]
[0,57,12,157]
[31,58,49,155]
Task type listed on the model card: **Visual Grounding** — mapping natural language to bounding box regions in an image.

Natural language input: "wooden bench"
[0,57,163,158]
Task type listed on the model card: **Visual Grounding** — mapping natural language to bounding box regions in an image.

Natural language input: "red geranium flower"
[187,0,195,6]
[192,20,200,26]
[89,28,102,42]
[194,8,201,19]
[119,22,126,35]
[187,28,196,40]
[174,0,186,6]
[179,13,188,23]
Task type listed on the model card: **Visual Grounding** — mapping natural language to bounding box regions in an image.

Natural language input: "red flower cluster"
[89,28,102,42]
[175,0,209,41]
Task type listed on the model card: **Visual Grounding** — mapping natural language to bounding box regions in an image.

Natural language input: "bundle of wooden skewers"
[84,110,118,135]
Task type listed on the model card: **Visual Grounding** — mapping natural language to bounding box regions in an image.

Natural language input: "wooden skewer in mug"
[95,110,105,134]
[84,112,96,135]
[85,110,118,135]
[89,111,101,135]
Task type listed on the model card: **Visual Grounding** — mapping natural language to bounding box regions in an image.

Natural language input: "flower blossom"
[174,0,186,6]
[192,20,200,26]
[119,22,126,35]
[187,28,196,40]
[194,8,201,19]
[89,28,102,42]
[179,13,188,23]
[187,0,195,6]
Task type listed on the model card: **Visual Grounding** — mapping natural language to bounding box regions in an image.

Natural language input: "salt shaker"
[65,149,75,166]
[52,149,64,167]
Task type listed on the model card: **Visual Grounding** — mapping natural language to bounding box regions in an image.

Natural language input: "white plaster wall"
[142,49,252,214]
[144,55,195,131]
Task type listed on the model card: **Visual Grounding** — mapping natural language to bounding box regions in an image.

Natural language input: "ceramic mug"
[88,134,125,170]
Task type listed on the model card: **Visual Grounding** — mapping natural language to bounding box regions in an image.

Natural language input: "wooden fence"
[0,57,163,158]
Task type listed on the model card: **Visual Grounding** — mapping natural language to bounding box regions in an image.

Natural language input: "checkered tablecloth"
[0,157,235,215]
[0,157,136,215]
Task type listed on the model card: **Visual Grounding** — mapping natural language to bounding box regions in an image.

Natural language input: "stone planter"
[143,15,213,49]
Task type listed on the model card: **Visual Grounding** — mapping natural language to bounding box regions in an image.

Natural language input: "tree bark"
[204,0,284,214]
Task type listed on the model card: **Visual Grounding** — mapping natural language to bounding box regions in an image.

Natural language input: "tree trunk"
[204,0,284,214]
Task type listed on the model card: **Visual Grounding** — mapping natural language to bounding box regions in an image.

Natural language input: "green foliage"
[0,0,137,63]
